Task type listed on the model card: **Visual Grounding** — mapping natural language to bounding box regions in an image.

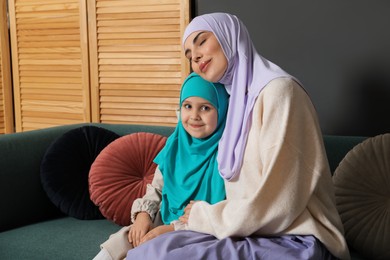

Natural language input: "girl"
[94,72,229,260]
[126,12,350,260]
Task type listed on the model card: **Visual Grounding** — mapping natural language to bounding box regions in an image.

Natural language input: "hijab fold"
[154,72,229,224]
[183,13,296,180]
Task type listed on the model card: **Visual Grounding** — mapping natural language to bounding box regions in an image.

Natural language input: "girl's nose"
[190,111,200,120]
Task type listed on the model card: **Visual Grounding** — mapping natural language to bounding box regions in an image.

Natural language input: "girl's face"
[184,31,228,83]
[181,96,218,139]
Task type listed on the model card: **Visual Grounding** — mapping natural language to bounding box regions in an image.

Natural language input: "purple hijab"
[183,13,295,180]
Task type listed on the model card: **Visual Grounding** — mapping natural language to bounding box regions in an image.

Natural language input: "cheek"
[209,48,227,78]
[190,62,201,74]
[181,110,194,126]
[216,51,228,70]
[180,111,188,121]
[210,40,225,58]
[209,113,218,130]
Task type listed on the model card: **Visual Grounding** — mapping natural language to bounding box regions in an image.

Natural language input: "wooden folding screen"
[8,0,190,132]
[8,0,91,132]
[0,0,13,134]
[88,0,190,126]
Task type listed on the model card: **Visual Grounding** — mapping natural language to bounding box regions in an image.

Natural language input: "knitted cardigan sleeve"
[188,78,326,238]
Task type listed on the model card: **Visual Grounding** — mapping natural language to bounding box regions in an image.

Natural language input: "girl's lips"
[199,60,210,73]
[190,124,203,129]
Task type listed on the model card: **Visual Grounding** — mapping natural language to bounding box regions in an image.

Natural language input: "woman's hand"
[179,200,197,224]
[139,225,174,245]
[128,212,153,247]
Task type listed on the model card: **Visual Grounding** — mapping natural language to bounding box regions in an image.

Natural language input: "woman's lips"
[199,60,210,73]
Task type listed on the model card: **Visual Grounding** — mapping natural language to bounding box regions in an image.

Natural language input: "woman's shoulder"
[261,77,307,99]
[264,77,301,91]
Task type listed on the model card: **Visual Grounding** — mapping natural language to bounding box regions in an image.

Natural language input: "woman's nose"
[192,49,201,62]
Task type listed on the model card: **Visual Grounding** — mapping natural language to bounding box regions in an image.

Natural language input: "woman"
[126,13,350,260]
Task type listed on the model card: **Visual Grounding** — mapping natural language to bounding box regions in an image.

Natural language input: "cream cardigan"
[188,78,350,260]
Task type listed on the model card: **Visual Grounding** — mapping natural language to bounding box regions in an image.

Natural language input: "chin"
[206,71,225,83]
[191,132,206,139]
[191,133,202,139]
[201,73,218,83]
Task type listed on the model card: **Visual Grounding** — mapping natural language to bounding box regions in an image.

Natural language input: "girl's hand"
[179,200,197,224]
[128,212,153,247]
[139,225,174,245]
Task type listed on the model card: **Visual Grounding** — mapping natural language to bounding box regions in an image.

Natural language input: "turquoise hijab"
[154,72,229,224]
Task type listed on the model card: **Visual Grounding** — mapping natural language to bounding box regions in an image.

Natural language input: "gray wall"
[194,0,390,136]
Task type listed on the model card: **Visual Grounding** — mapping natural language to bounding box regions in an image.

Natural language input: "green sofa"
[0,123,367,259]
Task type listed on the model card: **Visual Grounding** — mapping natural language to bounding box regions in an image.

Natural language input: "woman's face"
[184,31,228,83]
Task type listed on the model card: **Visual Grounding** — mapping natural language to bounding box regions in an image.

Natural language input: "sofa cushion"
[0,217,119,259]
[40,126,120,220]
[333,133,390,259]
[89,132,167,226]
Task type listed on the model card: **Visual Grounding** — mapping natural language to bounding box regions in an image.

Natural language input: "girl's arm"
[131,166,164,223]
[129,166,164,247]
[131,166,189,231]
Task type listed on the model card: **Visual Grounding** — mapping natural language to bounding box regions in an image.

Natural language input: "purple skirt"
[126,230,335,260]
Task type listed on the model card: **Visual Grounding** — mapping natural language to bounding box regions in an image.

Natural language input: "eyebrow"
[183,99,214,107]
[184,31,206,58]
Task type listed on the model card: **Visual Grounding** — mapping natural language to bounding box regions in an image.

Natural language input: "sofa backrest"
[323,135,367,174]
[0,123,365,232]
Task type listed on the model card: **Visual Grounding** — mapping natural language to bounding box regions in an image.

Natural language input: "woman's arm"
[184,79,329,239]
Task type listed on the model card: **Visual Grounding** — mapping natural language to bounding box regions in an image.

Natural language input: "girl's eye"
[201,106,211,111]
[183,104,191,109]
[199,39,206,46]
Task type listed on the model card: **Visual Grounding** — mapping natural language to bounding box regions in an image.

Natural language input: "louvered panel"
[0,0,14,134]
[89,0,190,126]
[8,0,90,132]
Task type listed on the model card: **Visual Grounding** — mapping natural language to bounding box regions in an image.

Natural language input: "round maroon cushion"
[89,132,167,226]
